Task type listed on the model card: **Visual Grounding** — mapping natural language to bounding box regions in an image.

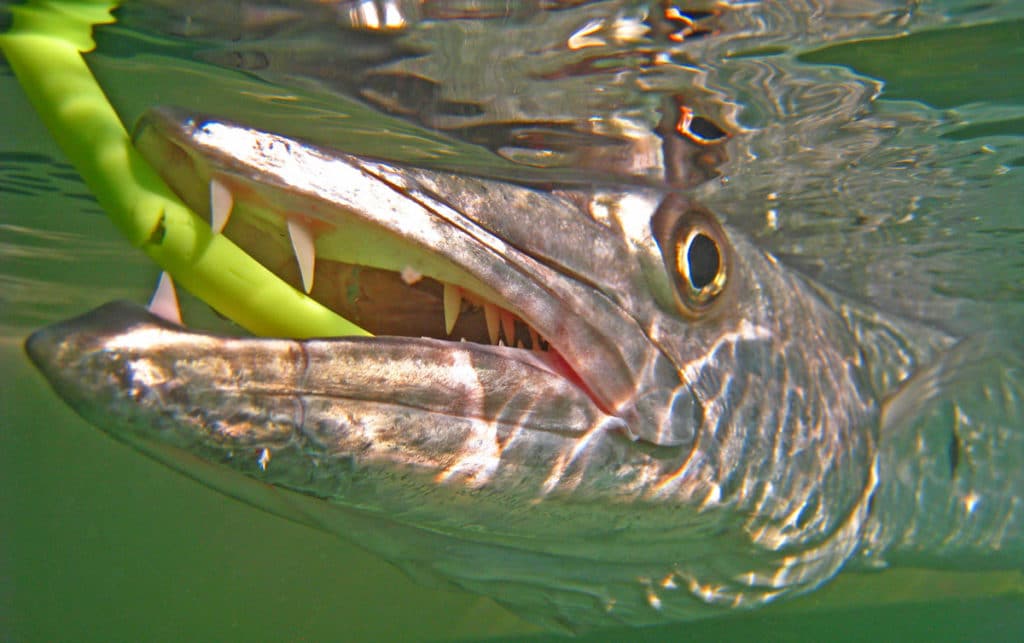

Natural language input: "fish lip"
[132,106,636,421]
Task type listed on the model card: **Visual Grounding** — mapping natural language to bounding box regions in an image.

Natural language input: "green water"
[3,2,1023,641]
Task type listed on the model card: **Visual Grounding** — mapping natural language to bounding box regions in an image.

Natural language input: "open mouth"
[132,107,607,405]
[24,107,639,510]
[233,246,553,353]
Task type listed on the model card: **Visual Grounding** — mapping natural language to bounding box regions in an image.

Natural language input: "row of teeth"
[442,283,546,349]
[200,177,546,350]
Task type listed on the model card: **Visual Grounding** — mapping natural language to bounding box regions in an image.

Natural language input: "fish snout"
[25,301,172,412]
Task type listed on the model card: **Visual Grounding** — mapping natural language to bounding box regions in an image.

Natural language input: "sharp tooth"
[500,310,516,344]
[529,326,540,351]
[148,271,183,325]
[287,219,316,293]
[443,283,462,335]
[209,178,233,234]
[484,302,500,345]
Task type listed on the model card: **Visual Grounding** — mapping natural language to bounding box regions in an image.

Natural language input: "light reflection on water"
[1,1,1022,640]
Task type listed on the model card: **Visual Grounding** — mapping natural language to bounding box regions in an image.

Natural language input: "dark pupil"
[687,233,719,290]
[688,116,727,142]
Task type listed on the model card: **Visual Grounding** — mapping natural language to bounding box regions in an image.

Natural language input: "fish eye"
[652,195,731,316]
[671,218,727,311]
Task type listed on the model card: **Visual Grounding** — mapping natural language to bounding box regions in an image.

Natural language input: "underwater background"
[2,1,1023,640]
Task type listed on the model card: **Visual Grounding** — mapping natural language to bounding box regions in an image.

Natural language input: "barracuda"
[26,109,1023,630]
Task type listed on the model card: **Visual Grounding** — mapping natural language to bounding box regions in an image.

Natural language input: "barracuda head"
[131,107,880,445]
[27,108,904,629]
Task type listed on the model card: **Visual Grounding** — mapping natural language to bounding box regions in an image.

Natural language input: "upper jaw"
[131,106,663,427]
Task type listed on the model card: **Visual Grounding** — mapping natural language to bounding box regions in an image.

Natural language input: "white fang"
[209,177,233,234]
[287,219,316,293]
[484,302,500,345]
[148,271,182,325]
[443,283,462,335]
